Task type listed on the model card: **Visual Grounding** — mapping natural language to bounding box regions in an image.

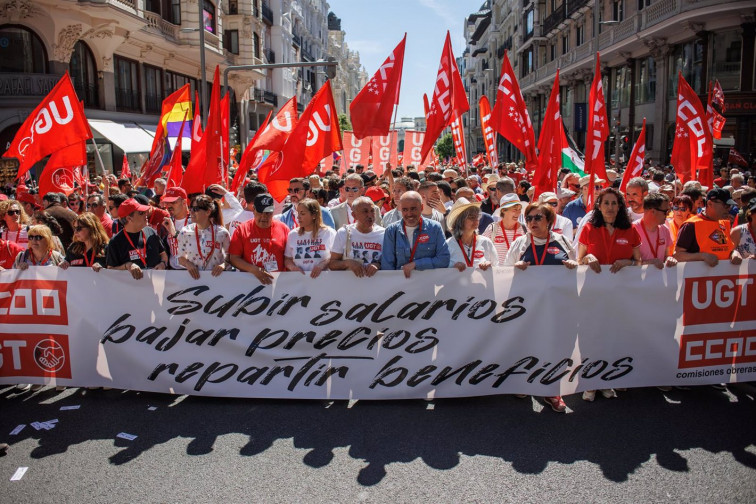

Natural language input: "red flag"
[533,71,563,197]
[403,130,430,169]
[191,90,203,151]
[183,66,223,194]
[370,131,398,175]
[620,119,646,193]
[728,147,748,168]
[3,72,92,180]
[166,113,188,188]
[479,96,498,167]
[490,50,537,170]
[585,53,609,207]
[121,155,131,179]
[254,96,298,152]
[39,165,77,197]
[671,72,713,185]
[707,80,726,140]
[136,136,170,188]
[233,110,272,194]
[420,31,469,162]
[350,34,406,139]
[258,81,342,201]
[343,131,371,170]
[450,114,467,167]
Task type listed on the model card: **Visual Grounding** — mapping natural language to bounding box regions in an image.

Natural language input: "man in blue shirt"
[562,175,604,232]
[276,177,335,229]
[382,191,450,278]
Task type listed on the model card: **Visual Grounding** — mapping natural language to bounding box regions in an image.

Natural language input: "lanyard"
[599,226,617,264]
[29,249,52,266]
[292,210,298,228]
[83,248,97,267]
[458,234,476,267]
[639,223,661,259]
[499,221,520,249]
[403,220,424,263]
[530,234,549,266]
[124,230,147,266]
[194,224,216,267]
[6,229,20,243]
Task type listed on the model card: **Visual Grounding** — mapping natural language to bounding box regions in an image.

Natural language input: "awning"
[88,119,156,154]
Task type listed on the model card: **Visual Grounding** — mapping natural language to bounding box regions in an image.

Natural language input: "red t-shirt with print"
[579,222,641,265]
[228,219,289,272]
[0,240,24,269]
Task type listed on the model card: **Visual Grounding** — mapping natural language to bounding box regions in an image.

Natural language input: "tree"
[435,133,454,161]
[339,113,351,132]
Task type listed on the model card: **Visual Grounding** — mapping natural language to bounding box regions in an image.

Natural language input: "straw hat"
[446,197,481,231]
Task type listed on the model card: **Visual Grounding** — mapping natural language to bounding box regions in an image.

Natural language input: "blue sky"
[327,0,480,120]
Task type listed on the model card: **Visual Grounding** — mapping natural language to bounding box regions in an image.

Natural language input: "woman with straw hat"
[445,197,497,271]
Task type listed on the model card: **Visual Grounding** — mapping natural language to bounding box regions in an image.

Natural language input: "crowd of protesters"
[1,156,755,414]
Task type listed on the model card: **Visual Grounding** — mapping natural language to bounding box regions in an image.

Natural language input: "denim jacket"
[381,217,450,270]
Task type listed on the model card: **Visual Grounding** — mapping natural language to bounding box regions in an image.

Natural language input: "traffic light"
[621,135,630,152]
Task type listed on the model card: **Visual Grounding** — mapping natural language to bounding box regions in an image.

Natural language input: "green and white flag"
[561,128,585,176]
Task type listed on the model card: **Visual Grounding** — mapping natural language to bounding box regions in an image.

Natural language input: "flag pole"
[386,33,407,186]
[88,137,108,212]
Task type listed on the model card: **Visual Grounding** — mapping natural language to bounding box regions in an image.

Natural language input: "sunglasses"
[6,210,21,216]
[525,214,545,223]
[287,188,304,193]
[190,206,209,212]
[654,207,670,214]
[344,187,361,193]
[68,200,80,205]
[74,225,87,232]
[28,235,44,241]
[88,202,100,208]
[671,205,688,211]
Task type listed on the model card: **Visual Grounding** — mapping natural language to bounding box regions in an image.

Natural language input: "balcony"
[143,11,178,39]
[301,46,314,61]
[566,0,591,18]
[265,49,275,63]
[145,93,161,114]
[73,82,99,109]
[261,0,273,24]
[115,87,140,112]
[542,7,566,35]
[263,90,278,106]
[293,33,302,47]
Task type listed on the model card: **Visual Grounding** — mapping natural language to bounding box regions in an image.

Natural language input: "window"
[635,57,656,104]
[576,21,584,46]
[711,30,742,91]
[144,65,163,113]
[562,34,569,55]
[228,0,238,15]
[69,41,99,108]
[611,66,631,109]
[0,25,47,73]
[522,47,534,77]
[550,43,556,61]
[668,39,704,97]
[168,0,181,24]
[114,56,140,112]
[225,29,239,54]
[637,0,651,9]
[254,32,261,59]
[525,9,534,37]
[203,0,216,33]
[165,70,196,95]
[613,0,624,22]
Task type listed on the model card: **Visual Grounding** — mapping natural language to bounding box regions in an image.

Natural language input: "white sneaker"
[600,388,617,399]
[31,384,44,391]
[582,390,596,402]
[16,384,31,391]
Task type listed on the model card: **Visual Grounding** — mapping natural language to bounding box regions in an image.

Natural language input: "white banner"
[1,263,754,399]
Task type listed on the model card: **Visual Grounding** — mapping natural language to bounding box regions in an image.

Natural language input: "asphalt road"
[1,383,755,503]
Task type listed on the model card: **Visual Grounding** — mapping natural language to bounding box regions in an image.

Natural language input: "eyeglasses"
[525,214,545,223]
[487,187,497,193]
[653,207,670,214]
[190,206,208,212]
[88,202,99,207]
[344,187,361,193]
[68,200,80,205]
[6,210,21,216]
[74,225,87,232]
[287,188,304,193]
[28,235,44,241]
[671,205,688,212]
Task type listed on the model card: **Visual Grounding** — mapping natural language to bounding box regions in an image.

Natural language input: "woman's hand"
[562,259,578,269]
[185,261,200,280]
[92,263,103,273]
[453,262,466,272]
[211,264,224,277]
[583,254,601,273]
[514,260,530,271]
[128,262,143,280]
[664,256,678,268]
[478,260,492,271]
[59,260,70,270]
[610,258,634,273]
[17,262,28,271]
[310,262,327,279]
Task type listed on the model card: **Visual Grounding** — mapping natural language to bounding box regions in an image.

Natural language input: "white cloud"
[418,0,459,28]
[347,39,386,55]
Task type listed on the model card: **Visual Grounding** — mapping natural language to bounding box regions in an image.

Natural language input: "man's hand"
[701,252,719,267]
[162,216,176,236]
[345,259,364,277]
[253,266,274,285]
[664,256,678,268]
[364,263,380,277]
[730,250,743,265]
[402,261,416,278]
[128,263,143,280]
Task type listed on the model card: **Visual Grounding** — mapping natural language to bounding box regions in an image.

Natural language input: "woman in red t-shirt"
[578,187,641,274]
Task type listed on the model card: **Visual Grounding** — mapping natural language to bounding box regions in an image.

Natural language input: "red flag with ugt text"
[585,53,609,207]
[258,81,342,201]
[350,34,406,139]
[479,96,498,167]
[370,131,399,175]
[450,114,467,167]
[491,50,536,170]
[342,131,371,170]
[233,110,272,194]
[3,72,92,180]
[253,96,298,152]
[671,72,713,185]
[728,147,748,168]
[533,71,563,197]
[420,31,469,163]
[620,119,646,193]
[403,130,429,169]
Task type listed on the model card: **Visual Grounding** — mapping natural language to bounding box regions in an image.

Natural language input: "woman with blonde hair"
[13,224,65,269]
[0,199,31,249]
[284,198,335,278]
[59,212,110,271]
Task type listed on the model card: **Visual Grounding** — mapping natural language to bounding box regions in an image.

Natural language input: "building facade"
[327,12,367,117]
[462,0,755,165]
[0,0,266,175]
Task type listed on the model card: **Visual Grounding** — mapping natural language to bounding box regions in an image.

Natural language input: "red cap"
[365,186,388,203]
[17,192,40,208]
[161,186,187,203]
[118,198,151,219]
